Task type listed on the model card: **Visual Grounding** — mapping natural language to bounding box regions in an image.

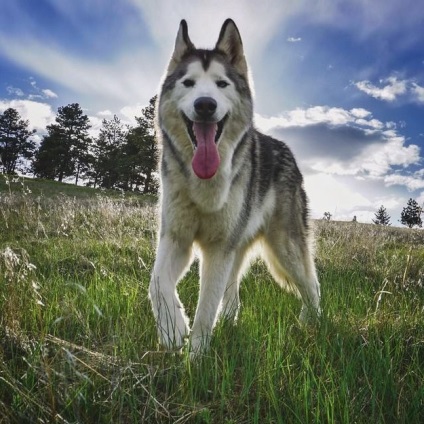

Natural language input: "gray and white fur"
[149,19,320,354]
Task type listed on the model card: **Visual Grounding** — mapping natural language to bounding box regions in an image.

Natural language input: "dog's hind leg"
[220,247,249,323]
[190,248,237,354]
[149,236,193,349]
[263,228,320,323]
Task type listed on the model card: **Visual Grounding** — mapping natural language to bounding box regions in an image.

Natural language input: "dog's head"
[159,19,252,180]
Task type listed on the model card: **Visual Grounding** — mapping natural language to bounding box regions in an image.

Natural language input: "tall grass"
[1,177,423,423]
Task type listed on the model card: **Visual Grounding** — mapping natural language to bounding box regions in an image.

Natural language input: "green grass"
[0,174,157,200]
[0,175,102,198]
[1,176,424,423]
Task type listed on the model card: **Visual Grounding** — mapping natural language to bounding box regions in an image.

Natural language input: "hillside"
[0,175,154,200]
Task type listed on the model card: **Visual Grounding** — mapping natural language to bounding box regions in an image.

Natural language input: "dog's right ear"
[167,20,195,73]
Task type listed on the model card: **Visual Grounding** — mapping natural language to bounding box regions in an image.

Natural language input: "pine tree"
[33,104,91,183]
[88,115,127,189]
[372,205,391,226]
[32,128,70,180]
[123,96,158,194]
[400,198,422,228]
[109,96,158,193]
[0,108,36,174]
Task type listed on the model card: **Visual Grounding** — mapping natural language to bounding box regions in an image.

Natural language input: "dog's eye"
[182,79,195,88]
[216,80,229,88]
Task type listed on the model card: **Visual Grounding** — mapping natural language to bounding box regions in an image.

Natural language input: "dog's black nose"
[194,97,217,119]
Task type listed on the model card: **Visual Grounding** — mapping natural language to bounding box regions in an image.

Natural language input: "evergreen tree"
[400,198,422,228]
[0,108,36,174]
[32,127,70,180]
[123,96,158,193]
[372,205,391,226]
[33,103,91,183]
[88,115,127,189]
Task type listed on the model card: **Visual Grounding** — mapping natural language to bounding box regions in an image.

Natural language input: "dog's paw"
[299,304,321,325]
[188,333,211,360]
[157,320,190,350]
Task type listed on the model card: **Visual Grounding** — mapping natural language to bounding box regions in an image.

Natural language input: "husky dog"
[149,19,320,354]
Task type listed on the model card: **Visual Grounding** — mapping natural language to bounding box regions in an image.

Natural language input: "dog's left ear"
[215,19,248,76]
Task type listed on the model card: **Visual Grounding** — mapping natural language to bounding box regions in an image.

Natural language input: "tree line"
[323,199,423,229]
[0,97,158,194]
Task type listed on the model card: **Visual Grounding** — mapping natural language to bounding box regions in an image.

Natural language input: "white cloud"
[87,115,104,138]
[97,110,113,117]
[120,103,146,125]
[31,133,43,146]
[254,106,355,131]
[0,99,55,132]
[255,106,388,133]
[6,86,24,97]
[356,136,420,176]
[256,105,421,185]
[287,37,302,42]
[355,77,424,104]
[307,131,419,178]
[374,196,403,210]
[384,173,424,191]
[354,118,384,130]
[411,83,424,103]
[5,78,59,101]
[349,108,371,119]
[355,76,407,102]
[42,88,58,99]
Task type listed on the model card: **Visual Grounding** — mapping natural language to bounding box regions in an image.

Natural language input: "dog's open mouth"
[183,115,227,180]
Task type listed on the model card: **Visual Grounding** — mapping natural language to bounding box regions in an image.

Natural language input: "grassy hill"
[0,175,154,199]
[1,177,423,423]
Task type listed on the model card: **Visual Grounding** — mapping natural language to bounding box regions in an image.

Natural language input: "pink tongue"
[192,122,220,179]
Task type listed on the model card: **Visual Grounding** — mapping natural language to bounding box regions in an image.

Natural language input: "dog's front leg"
[190,249,235,355]
[149,236,193,349]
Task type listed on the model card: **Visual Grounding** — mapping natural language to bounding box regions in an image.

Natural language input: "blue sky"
[1,0,424,224]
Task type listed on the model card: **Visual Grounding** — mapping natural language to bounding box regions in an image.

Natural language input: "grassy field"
[1,176,423,423]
